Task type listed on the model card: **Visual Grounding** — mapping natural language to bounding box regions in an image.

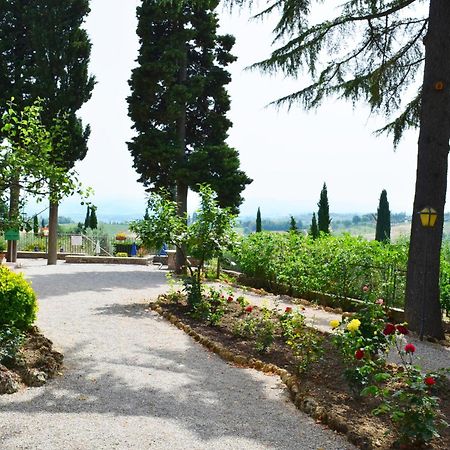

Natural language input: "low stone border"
[149,302,372,450]
[65,255,151,265]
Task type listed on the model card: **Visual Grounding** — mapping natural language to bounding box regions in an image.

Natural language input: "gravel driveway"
[0,260,354,450]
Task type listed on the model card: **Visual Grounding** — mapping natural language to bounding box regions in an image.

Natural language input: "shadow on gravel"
[0,338,329,449]
[25,270,167,298]
[94,302,153,319]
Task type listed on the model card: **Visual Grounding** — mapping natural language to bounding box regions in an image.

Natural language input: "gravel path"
[0,260,354,450]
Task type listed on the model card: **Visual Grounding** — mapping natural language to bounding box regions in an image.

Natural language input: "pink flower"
[362,285,369,292]
[376,298,384,305]
[285,306,293,314]
[227,296,234,303]
[245,305,253,313]
[395,325,409,335]
[383,323,396,335]
[424,376,436,386]
[404,343,416,354]
[354,349,365,360]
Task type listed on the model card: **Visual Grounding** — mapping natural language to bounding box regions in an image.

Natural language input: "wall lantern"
[418,207,438,228]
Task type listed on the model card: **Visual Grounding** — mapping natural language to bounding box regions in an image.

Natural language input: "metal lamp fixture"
[418,207,438,228]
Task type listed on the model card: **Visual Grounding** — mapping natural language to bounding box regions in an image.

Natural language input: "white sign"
[71,235,83,246]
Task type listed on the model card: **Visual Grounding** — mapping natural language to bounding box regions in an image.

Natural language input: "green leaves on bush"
[0,326,24,364]
[235,233,409,307]
[0,266,38,330]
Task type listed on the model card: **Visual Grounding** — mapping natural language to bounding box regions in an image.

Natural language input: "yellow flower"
[329,320,340,329]
[346,319,361,332]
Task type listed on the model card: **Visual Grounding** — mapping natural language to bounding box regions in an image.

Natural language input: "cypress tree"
[256,207,262,233]
[84,206,90,230]
[33,215,39,236]
[317,183,331,234]
[375,190,391,243]
[89,206,98,230]
[309,213,318,239]
[289,215,298,233]
[127,0,251,214]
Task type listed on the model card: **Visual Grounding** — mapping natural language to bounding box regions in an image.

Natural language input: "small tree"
[289,215,298,233]
[309,213,319,239]
[375,190,391,243]
[84,206,90,230]
[256,207,262,233]
[33,216,39,236]
[318,183,331,234]
[89,206,98,230]
[131,185,237,306]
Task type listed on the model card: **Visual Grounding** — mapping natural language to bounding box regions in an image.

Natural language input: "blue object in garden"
[158,243,168,256]
[131,242,137,256]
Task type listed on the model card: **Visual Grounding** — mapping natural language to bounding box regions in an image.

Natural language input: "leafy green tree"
[317,183,330,234]
[127,0,251,269]
[256,207,262,233]
[223,0,446,337]
[309,212,318,239]
[0,0,94,264]
[375,190,391,243]
[131,185,237,305]
[89,206,98,230]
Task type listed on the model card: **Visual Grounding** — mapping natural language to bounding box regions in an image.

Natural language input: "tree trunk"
[47,199,58,265]
[405,0,450,340]
[175,38,188,274]
[7,180,20,263]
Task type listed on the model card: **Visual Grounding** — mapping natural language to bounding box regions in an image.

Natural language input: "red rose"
[354,349,364,360]
[245,305,253,313]
[383,323,396,335]
[404,343,416,353]
[424,376,436,386]
[285,306,293,313]
[227,296,234,303]
[395,324,409,335]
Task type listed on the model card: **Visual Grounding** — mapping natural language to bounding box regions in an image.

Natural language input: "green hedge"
[235,232,450,314]
[234,232,409,307]
[0,266,38,330]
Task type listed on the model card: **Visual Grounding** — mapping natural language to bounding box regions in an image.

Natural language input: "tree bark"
[175,38,188,274]
[405,0,450,339]
[7,179,20,263]
[47,199,58,265]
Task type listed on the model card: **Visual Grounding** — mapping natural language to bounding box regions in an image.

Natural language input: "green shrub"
[0,239,6,252]
[0,266,38,330]
[0,325,24,364]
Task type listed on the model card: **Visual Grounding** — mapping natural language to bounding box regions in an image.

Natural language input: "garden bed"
[0,326,63,395]
[151,296,450,450]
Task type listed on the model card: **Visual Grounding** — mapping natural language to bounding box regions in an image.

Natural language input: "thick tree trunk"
[47,200,58,265]
[7,180,20,263]
[175,40,188,274]
[405,0,450,340]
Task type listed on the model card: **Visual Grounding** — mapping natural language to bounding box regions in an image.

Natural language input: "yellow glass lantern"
[419,207,438,228]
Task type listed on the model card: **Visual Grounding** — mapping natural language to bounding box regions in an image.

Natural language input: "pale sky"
[60,0,424,219]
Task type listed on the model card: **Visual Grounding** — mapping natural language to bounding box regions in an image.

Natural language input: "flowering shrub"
[191,287,228,325]
[332,286,394,393]
[115,232,127,241]
[280,309,323,373]
[361,336,448,447]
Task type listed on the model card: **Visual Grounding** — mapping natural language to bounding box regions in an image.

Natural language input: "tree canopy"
[127,0,251,214]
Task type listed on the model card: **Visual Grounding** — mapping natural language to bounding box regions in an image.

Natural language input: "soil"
[0,326,63,395]
[156,296,450,450]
